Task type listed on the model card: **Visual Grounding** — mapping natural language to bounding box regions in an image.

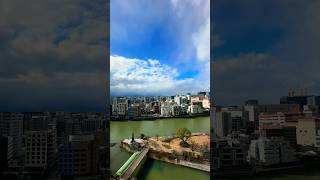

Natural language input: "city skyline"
[110,0,210,96]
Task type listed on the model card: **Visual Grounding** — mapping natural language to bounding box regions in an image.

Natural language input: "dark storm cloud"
[213,0,320,106]
[0,0,109,112]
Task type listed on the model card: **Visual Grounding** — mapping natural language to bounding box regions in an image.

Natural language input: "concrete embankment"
[111,113,210,121]
[148,152,210,172]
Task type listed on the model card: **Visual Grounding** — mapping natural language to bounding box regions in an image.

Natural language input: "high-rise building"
[24,115,51,131]
[213,107,247,137]
[280,95,316,111]
[58,134,94,176]
[81,113,105,133]
[24,130,56,170]
[0,113,24,166]
[0,136,14,173]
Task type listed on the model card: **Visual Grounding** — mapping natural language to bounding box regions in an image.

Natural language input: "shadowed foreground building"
[0,112,108,179]
[58,131,108,178]
[24,129,57,177]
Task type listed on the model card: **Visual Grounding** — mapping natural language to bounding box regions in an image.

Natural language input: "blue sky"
[110,0,210,96]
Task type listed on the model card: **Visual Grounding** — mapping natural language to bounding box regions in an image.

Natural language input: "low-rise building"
[161,103,172,117]
[180,105,188,115]
[171,105,181,116]
[296,116,320,148]
[116,103,128,118]
[211,139,248,169]
[248,137,298,166]
[188,104,203,114]
[259,112,286,128]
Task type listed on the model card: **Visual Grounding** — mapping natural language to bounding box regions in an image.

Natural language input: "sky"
[0,0,109,112]
[212,0,320,106]
[4,0,319,110]
[110,0,210,96]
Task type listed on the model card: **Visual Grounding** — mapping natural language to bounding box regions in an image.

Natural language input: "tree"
[131,132,135,142]
[140,133,145,139]
[177,128,191,147]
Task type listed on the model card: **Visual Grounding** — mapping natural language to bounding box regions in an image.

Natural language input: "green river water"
[110,116,320,180]
[110,116,210,180]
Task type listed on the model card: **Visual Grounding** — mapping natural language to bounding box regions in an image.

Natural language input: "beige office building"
[296,116,320,148]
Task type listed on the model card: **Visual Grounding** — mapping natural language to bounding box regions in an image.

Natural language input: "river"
[110,116,210,180]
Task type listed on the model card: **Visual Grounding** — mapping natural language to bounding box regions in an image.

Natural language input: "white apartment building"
[202,97,210,109]
[180,105,188,115]
[188,104,203,114]
[174,96,182,106]
[116,103,128,116]
[171,105,181,116]
[161,103,172,117]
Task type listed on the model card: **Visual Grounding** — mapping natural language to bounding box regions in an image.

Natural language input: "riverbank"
[120,133,210,173]
[111,113,209,121]
[148,152,210,172]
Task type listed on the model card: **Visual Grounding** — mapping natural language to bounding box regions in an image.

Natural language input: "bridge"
[116,147,150,180]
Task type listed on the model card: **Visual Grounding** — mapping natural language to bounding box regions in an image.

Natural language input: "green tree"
[177,128,191,147]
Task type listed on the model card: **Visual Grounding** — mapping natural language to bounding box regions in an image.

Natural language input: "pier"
[116,147,150,180]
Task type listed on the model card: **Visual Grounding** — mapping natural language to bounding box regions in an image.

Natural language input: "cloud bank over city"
[111,55,199,95]
[213,0,320,105]
[0,0,108,111]
[110,0,210,96]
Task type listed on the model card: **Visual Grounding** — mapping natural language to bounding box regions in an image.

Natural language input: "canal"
[110,116,210,180]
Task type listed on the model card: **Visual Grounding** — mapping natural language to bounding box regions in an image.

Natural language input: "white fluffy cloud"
[110,0,210,95]
[170,0,210,89]
[193,18,210,62]
[110,55,206,95]
[170,0,210,61]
